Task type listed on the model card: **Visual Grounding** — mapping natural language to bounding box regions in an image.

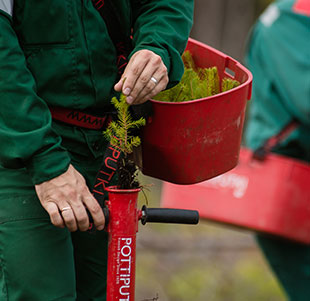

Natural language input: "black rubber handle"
[141,205,199,225]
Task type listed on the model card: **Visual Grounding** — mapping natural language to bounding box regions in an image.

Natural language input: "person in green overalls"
[0,1,194,299]
[245,0,310,299]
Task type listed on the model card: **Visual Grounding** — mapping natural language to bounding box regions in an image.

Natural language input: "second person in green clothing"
[245,0,310,299]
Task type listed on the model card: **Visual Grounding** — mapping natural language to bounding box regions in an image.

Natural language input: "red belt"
[49,106,110,130]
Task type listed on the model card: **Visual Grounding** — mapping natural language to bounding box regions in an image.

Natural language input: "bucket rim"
[151,38,253,105]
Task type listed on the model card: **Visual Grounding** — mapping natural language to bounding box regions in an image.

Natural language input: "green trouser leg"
[0,217,76,301]
[0,123,115,300]
[72,230,109,300]
[257,234,310,301]
[0,210,109,301]
[0,188,110,301]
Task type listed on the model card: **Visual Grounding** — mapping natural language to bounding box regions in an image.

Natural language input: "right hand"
[35,164,105,232]
[114,49,169,105]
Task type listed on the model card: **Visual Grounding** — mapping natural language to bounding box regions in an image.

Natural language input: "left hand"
[114,50,169,105]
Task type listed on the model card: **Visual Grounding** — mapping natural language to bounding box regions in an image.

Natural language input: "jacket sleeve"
[130,0,194,88]
[0,10,71,185]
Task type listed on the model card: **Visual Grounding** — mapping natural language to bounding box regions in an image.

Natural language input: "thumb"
[114,75,129,92]
[114,80,122,92]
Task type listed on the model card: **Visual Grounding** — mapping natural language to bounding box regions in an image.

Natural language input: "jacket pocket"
[24,46,80,106]
[13,0,71,45]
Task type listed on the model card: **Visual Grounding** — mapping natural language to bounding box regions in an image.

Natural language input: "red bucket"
[141,38,253,184]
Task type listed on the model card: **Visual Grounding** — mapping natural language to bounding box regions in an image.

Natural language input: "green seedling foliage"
[103,94,146,189]
[222,77,240,92]
[182,50,196,70]
[153,51,240,102]
[103,94,146,155]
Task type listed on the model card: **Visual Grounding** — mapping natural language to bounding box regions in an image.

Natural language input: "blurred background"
[135,0,288,300]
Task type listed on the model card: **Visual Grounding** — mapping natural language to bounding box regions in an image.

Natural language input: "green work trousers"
[0,121,113,300]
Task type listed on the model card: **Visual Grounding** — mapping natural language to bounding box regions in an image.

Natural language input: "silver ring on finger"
[61,206,72,212]
[150,76,158,85]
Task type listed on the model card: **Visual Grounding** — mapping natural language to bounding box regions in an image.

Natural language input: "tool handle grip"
[141,206,199,225]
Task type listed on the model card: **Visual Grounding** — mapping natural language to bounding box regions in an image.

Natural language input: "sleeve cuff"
[25,146,71,185]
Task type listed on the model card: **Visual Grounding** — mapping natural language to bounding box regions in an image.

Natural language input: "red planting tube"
[105,186,199,301]
[105,186,140,301]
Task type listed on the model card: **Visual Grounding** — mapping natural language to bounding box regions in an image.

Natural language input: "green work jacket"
[245,0,310,161]
[0,0,194,184]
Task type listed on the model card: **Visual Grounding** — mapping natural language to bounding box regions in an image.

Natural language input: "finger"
[54,186,80,232]
[44,201,65,228]
[126,63,160,104]
[60,204,78,232]
[69,199,90,232]
[114,76,126,92]
[133,70,168,105]
[133,84,164,105]
[134,81,167,105]
[119,52,150,100]
[55,197,78,232]
[82,189,105,230]
[133,74,168,105]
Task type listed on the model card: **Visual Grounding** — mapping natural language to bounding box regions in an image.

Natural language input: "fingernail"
[97,225,105,231]
[123,88,131,95]
[126,96,133,104]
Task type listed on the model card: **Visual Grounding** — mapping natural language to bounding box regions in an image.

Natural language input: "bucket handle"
[225,56,252,101]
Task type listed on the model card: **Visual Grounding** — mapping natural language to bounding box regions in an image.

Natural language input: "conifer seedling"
[103,94,146,189]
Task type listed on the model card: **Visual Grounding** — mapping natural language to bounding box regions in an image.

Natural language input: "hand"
[114,49,169,105]
[35,164,105,232]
